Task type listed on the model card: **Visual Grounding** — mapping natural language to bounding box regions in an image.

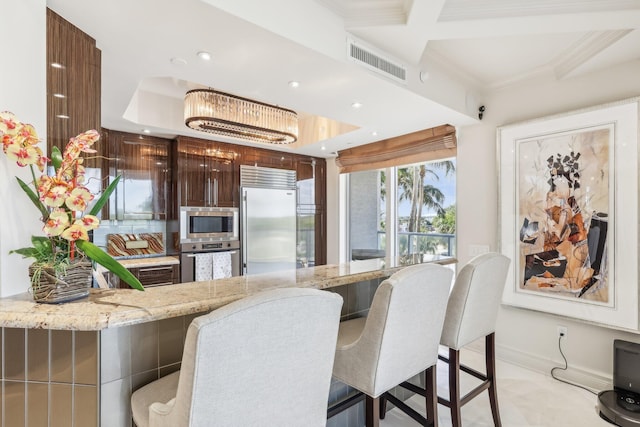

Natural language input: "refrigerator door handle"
[242,189,248,275]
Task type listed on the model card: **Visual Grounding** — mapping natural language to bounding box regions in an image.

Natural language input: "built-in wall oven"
[179,206,241,282]
[180,240,241,282]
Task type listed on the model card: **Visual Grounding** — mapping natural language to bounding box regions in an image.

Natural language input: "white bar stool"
[131,288,343,427]
[328,263,453,427]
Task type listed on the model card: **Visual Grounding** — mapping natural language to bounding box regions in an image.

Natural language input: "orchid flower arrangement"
[0,111,143,291]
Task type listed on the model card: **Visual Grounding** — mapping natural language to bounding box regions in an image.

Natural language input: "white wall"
[0,0,47,297]
[457,59,640,387]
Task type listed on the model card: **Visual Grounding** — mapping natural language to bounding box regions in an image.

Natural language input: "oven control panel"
[180,240,240,253]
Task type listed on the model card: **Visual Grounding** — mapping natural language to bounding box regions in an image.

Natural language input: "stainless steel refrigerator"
[240,166,297,275]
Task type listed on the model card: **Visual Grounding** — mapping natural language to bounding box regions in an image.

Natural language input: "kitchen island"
[0,255,454,427]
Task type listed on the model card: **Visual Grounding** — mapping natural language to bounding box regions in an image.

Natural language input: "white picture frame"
[498,97,639,331]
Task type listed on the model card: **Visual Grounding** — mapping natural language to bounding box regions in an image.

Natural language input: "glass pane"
[348,169,385,261]
[396,158,456,258]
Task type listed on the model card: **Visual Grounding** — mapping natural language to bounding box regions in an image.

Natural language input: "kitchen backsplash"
[93,220,168,257]
[106,232,165,257]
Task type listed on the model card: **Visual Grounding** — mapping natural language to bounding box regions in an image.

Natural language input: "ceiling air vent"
[347,38,407,84]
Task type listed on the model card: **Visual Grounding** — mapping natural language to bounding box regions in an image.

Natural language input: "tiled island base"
[0,278,389,427]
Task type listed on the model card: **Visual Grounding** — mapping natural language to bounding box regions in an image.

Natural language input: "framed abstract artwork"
[498,98,639,330]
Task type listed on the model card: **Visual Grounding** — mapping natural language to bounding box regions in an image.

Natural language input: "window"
[348,158,456,260]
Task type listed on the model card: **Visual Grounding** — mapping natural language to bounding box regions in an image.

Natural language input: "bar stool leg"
[449,348,462,427]
[426,365,438,427]
[486,333,502,427]
[379,393,387,420]
[365,395,380,427]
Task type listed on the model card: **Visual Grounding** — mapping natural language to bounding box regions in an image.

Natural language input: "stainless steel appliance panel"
[180,240,241,283]
[242,187,297,275]
[179,206,239,243]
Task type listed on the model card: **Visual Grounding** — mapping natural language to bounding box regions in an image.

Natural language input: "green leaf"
[16,177,49,220]
[51,146,63,171]
[9,247,40,258]
[31,236,53,257]
[88,175,120,216]
[76,240,144,291]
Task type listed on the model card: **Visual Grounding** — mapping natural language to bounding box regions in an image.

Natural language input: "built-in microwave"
[179,206,239,243]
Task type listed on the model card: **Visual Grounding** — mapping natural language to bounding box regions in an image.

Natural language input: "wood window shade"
[335,124,456,173]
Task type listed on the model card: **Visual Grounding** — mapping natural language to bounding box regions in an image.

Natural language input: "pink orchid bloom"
[65,186,94,211]
[43,209,70,237]
[6,143,40,167]
[43,183,71,208]
[77,215,100,231]
[0,111,19,135]
[60,223,89,242]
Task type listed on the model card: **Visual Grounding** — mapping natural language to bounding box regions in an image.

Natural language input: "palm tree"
[398,160,454,232]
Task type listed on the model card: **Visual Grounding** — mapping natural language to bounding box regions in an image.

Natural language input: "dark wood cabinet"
[105,130,171,220]
[240,146,293,169]
[174,137,239,208]
[294,157,326,266]
[114,264,179,288]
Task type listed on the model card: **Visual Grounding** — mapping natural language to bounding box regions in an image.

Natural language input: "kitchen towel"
[212,251,232,279]
[194,253,214,281]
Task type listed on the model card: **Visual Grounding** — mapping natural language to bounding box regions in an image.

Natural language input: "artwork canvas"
[517,126,611,304]
[499,98,639,330]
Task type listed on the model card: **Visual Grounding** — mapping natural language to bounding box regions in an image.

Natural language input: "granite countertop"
[0,255,455,331]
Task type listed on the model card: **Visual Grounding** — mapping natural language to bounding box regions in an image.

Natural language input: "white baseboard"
[465,341,612,393]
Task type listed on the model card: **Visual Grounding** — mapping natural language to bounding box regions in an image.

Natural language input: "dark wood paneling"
[46,9,101,168]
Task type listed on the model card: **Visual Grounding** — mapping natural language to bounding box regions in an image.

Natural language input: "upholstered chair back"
[440,252,511,350]
[148,288,343,427]
[333,263,453,397]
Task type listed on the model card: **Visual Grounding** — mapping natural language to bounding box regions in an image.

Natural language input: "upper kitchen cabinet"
[240,146,293,170]
[106,130,171,220]
[47,9,101,169]
[174,137,239,208]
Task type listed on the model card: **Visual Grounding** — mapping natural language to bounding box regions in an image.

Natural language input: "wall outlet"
[557,325,568,338]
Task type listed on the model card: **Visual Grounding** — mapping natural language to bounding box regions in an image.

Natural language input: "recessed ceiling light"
[51,62,63,69]
[142,129,151,134]
[288,81,300,88]
[170,57,188,66]
[56,114,70,119]
[197,51,211,61]
[53,93,65,99]
[351,102,363,109]
[371,131,378,136]
[321,145,326,151]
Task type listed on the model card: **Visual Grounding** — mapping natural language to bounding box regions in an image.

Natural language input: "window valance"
[335,124,456,173]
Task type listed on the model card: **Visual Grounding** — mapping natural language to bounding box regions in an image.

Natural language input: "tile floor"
[380,349,612,427]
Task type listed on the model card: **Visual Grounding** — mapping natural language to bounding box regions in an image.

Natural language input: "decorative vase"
[28,260,93,303]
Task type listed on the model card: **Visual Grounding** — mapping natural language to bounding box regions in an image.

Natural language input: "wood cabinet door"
[241,146,293,169]
[176,137,208,207]
[176,137,239,207]
[110,132,170,219]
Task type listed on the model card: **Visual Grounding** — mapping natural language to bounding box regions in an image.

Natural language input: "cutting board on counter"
[106,233,164,257]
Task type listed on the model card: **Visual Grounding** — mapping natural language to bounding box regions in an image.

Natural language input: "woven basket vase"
[28,260,93,303]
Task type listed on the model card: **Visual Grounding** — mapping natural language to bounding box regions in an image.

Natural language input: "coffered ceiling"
[47,0,640,157]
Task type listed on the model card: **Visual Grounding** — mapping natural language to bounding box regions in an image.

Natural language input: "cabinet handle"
[207,177,211,206]
[139,266,173,272]
[213,178,218,206]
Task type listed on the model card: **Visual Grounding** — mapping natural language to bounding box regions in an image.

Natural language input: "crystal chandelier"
[184,89,298,144]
